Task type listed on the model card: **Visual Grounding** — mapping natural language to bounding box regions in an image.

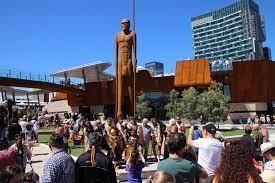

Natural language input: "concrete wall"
[230,102,267,112]
[90,105,104,114]
[43,99,79,114]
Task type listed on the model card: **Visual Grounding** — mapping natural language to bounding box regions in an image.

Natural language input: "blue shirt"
[41,149,75,183]
[126,161,145,183]
[192,129,202,152]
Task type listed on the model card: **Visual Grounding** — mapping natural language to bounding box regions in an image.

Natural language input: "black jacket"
[75,150,117,183]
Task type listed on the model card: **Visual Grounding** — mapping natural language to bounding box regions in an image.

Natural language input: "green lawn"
[38,129,244,157]
[184,128,243,137]
[38,133,85,157]
[219,129,243,137]
[38,126,55,132]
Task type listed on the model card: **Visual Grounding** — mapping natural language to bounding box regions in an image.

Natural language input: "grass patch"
[219,129,243,137]
[38,126,55,132]
[38,133,85,157]
[38,129,244,157]
[184,129,243,137]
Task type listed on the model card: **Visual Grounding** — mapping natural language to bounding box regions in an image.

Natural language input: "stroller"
[24,162,39,183]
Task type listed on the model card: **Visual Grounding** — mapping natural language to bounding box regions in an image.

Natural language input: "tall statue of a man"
[115,18,137,118]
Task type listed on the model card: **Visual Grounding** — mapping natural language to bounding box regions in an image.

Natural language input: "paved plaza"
[25,143,157,182]
[25,125,275,182]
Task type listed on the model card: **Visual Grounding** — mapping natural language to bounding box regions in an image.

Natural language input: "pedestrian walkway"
[25,143,51,176]
[25,143,156,182]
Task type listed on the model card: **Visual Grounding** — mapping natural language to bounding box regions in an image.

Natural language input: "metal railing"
[0,69,85,90]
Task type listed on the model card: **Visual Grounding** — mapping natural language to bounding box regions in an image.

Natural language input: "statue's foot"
[116,112,122,119]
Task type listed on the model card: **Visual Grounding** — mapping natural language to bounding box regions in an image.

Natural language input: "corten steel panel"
[0,77,84,95]
[268,63,275,100]
[68,70,175,106]
[83,81,116,105]
[196,58,205,84]
[174,58,211,87]
[67,93,85,106]
[203,59,211,85]
[174,62,181,85]
[52,93,67,101]
[189,60,198,85]
[230,60,273,103]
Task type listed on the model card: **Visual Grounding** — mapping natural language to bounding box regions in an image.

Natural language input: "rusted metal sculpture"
[115,18,137,118]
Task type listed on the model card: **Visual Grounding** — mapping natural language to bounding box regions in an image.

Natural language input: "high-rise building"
[145,61,164,76]
[263,47,272,60]
[191,0,266,68]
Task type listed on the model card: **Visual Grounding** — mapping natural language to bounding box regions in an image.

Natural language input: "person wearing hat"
[260,142,275,171]
[75,132,117,183]
[188,123,223,182]
[256,142,275,183]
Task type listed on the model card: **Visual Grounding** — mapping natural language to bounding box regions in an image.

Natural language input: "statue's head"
[121,18,130,31]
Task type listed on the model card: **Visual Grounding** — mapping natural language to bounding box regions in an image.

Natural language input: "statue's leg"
[128,60,134,116]
[117,64,123,118]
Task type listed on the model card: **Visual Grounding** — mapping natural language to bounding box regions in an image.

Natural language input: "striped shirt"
[41,149,75,183]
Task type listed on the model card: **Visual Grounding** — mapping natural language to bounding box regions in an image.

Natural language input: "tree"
[149,96,168,120]
[181,87,199,122]
[196,81,229,128]
[136,94,152,119]
[165,90,182,119]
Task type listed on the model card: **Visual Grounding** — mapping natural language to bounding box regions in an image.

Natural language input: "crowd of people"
[0,107,275,183]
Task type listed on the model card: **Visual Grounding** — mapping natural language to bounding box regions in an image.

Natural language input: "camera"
[193,125,199,130]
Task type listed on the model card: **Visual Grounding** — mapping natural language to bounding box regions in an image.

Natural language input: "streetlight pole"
[132,0,136,118]
[132,0,135,31]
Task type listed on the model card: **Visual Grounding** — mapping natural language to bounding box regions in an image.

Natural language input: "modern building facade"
[145,61,164,76]
[191,0,266,69]
[263,47,272,60]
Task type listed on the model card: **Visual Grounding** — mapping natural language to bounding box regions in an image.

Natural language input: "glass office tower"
[191,0,266,70]
[145,61,164,76]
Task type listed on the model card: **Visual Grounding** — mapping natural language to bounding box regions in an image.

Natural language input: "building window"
[223,85,231,102]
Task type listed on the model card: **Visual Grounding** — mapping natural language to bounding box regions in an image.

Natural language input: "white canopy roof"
[0,86,48,96]
[49,61,114,82]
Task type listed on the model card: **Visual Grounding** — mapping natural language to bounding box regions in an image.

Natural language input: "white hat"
[260,142,275,156]
[260,170,275,183]
[169,118,176,125]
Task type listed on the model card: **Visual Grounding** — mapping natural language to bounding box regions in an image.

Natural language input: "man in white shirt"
[188,123,223,182]
[30,116,39,142]
[139,118,153,161]
[19,115,28,134]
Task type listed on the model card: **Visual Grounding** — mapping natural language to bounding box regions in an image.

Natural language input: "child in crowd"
[25,124,36,152]
[147,171,176,183]
[126,150,146,183]
[125,129,137,162]
[12,134,31,172]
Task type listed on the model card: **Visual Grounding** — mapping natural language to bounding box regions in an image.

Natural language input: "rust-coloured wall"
[84,80,116,105]
[52,93,67,101]
[174,58,211,87]
[67,70,175,106]
[135,70,174,95]
[230,60,275,103]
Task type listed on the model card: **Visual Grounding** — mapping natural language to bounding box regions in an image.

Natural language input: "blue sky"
[0,0,274,75]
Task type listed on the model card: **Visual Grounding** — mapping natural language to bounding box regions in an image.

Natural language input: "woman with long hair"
[126,150,145,183]
[213,141,263,183]
[104,117,117,162]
